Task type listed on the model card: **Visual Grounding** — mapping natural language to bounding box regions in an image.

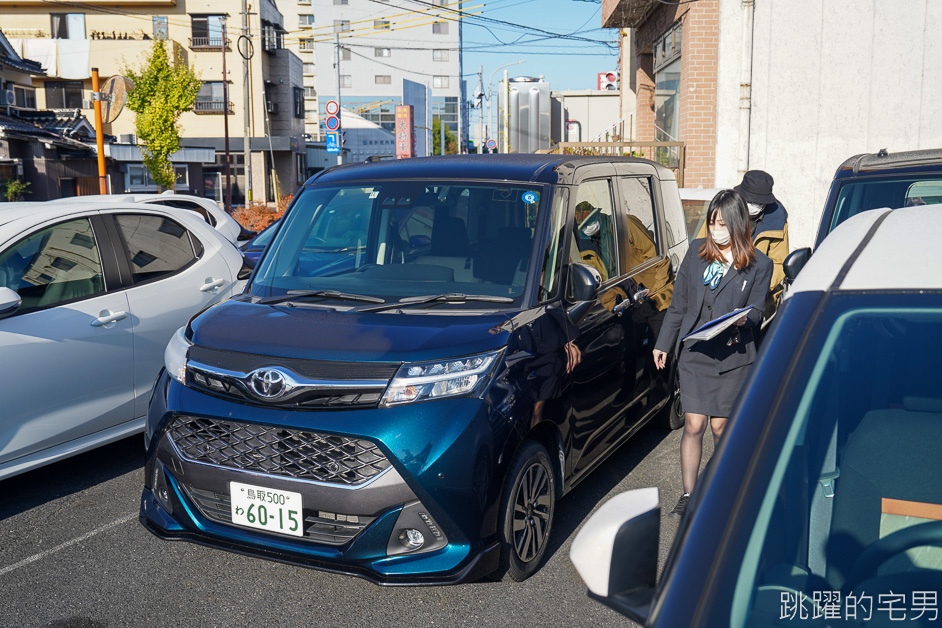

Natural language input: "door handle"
[91,310,129,327]
[200,278,226,292]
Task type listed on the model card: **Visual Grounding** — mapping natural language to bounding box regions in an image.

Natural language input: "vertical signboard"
[395,105,415,159]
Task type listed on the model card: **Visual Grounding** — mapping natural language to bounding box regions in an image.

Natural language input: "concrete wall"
[715,0,942,249]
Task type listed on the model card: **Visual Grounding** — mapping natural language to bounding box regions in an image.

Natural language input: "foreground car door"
[0,217,134,472]
[104,212,236,417]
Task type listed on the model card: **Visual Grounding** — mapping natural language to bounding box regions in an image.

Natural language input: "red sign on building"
[395,105,415,159]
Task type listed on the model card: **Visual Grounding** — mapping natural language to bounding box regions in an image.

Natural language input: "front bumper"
[140,370,514,585]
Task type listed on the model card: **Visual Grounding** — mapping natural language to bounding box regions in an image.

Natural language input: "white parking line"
[0,513,137,578]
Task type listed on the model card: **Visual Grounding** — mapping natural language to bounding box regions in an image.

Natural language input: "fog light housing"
[398,529,425,551]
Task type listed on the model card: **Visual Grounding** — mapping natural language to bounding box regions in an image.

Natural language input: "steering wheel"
[843,520,942,592]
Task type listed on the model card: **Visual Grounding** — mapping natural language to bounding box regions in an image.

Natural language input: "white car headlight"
[165,326,192,385]
[381,350,502,406]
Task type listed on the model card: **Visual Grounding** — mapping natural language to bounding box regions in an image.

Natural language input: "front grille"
[187,368,384,409]
[184,486,375,545]
[167,416,391,486]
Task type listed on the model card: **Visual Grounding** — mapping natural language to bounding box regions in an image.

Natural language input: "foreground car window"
[0,218,105,312]
[252,182,548,305]
[830,177,942,232]
[720,302,942,626]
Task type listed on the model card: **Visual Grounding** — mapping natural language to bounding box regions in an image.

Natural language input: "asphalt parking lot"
[0,421,710,627]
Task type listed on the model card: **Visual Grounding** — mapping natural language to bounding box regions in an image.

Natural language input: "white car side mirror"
[569,487,660,624]
[0,286,22,318]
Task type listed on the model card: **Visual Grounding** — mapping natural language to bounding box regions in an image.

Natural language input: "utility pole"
[457,3,465,153]
[334,31,343,166]
[221,18,233,212]
[476,65,483,154]
[90,67,107,194]
[502,69,509,154]
[242,0,252,202]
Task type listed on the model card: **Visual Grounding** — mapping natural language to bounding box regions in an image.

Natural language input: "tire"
[495,440,556,582]
[658,370,685,431]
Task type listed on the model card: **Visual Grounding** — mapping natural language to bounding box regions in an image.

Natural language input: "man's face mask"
[747,202,765,217]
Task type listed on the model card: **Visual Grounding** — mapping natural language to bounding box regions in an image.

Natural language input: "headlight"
[164,326,192,385]
[381,350,502,406]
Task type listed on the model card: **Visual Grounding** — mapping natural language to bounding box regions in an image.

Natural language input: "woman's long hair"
[698,189,755,269]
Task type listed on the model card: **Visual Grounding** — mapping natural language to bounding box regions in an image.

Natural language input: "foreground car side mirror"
[0,287,22,319]
[569,487,660,624]
[237,254,256,280]
[567,262,601,323]
[783,247,812,282]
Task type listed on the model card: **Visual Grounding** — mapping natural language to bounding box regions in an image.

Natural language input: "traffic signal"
[597,72,618,91]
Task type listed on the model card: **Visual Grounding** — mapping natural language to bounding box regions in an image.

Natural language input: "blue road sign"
[326,131,340,153]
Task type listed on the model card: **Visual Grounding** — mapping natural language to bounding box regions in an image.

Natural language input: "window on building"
[653,22,682,168]
[432,75,449,89]
[13,85,36,109]
[340,75,352,88]
[432,21,449,35]
[127,164,188,191]
[191,14,226,47]
[296,154,306,184]
[375,47,391,57]
[195,81,228,113]
[298,14,315,27]
[261,23,285,52]
[303,62,315,75]
[152,16,168,40]
[304,86,316,98]
[375,75,391,85]
[44,81,83,109]
[293,87,304,118]
[340,46,351,61]
[334,20,350,32]
[374,20,391,30]
[305,110,318,122]
[50,14,85,40]
[432,49,449,62]
[300,37,315,51]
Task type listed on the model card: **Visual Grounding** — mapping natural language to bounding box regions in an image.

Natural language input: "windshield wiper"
[359,293,514,313]
[258,290,385,305]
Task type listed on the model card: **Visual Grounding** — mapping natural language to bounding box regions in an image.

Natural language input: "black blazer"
[655,239,773,373]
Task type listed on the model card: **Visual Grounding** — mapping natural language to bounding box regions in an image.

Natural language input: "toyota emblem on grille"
[249,368,289,399]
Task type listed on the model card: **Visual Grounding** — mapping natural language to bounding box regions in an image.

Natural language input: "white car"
[51,192,250,245]
[0,200,247,480]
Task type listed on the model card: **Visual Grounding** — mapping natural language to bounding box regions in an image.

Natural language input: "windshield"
[250,181,548,307]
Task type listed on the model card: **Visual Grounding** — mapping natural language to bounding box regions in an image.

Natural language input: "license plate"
[230,481,304,537]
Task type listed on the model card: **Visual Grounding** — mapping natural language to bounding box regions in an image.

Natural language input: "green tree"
[124,40,201,189]
[1,180,31,202]
[432,118,458,155]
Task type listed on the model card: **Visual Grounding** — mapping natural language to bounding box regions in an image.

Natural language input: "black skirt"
[678,340,750,417]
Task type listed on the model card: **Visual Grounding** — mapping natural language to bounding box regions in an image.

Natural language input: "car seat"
[473,227,531,285]
[415,216,473,282]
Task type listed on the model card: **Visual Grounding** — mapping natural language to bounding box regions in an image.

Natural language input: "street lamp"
[487,60,525,153]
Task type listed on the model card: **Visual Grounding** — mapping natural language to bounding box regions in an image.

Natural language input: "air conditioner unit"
[118,133,137,145]
[3,90,15,106]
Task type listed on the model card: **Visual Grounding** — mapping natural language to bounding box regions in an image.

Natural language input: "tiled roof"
[0,28,46,76]
[0,112,93,150]
[13,109,95,140]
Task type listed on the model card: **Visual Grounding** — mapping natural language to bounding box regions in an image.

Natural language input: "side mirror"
[569,487,660,624]
[567,262,601,323]
[783,247,812,282]
[0,287,22,319]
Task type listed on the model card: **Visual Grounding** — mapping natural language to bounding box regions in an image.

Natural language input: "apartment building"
[1,0,305,203]
[280,0,462,153]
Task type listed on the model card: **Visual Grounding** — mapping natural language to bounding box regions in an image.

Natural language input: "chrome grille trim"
[166,416,392,486]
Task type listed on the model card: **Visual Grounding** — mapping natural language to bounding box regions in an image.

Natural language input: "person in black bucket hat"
[698,170,789,318]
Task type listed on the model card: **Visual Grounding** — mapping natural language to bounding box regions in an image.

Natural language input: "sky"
[460,0,621,93]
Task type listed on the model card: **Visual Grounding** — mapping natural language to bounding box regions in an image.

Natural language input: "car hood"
[189,299,516,363]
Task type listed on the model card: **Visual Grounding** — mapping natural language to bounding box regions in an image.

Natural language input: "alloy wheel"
[511,461,552,563]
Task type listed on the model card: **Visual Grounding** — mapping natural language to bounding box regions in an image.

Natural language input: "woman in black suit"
[653,189,772,518]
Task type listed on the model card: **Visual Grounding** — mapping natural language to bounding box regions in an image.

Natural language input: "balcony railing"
[189,36,231,50]
[539,141,686,187]
[194,100,233,114]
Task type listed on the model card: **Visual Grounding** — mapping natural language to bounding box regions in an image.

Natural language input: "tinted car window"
[113,214,198,284]
[715,303,942,626]
[251,182,544,305]
[618,177,660,270]
[830,177,942,232]
[573,179,618,281]
[0,218,105,312]
[153,199,216,226]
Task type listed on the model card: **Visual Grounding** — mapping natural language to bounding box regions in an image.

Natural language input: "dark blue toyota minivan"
[140,154,689,584]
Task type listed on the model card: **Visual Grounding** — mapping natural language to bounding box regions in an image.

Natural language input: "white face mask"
[747,202,765,217]
[711,228,731,246]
